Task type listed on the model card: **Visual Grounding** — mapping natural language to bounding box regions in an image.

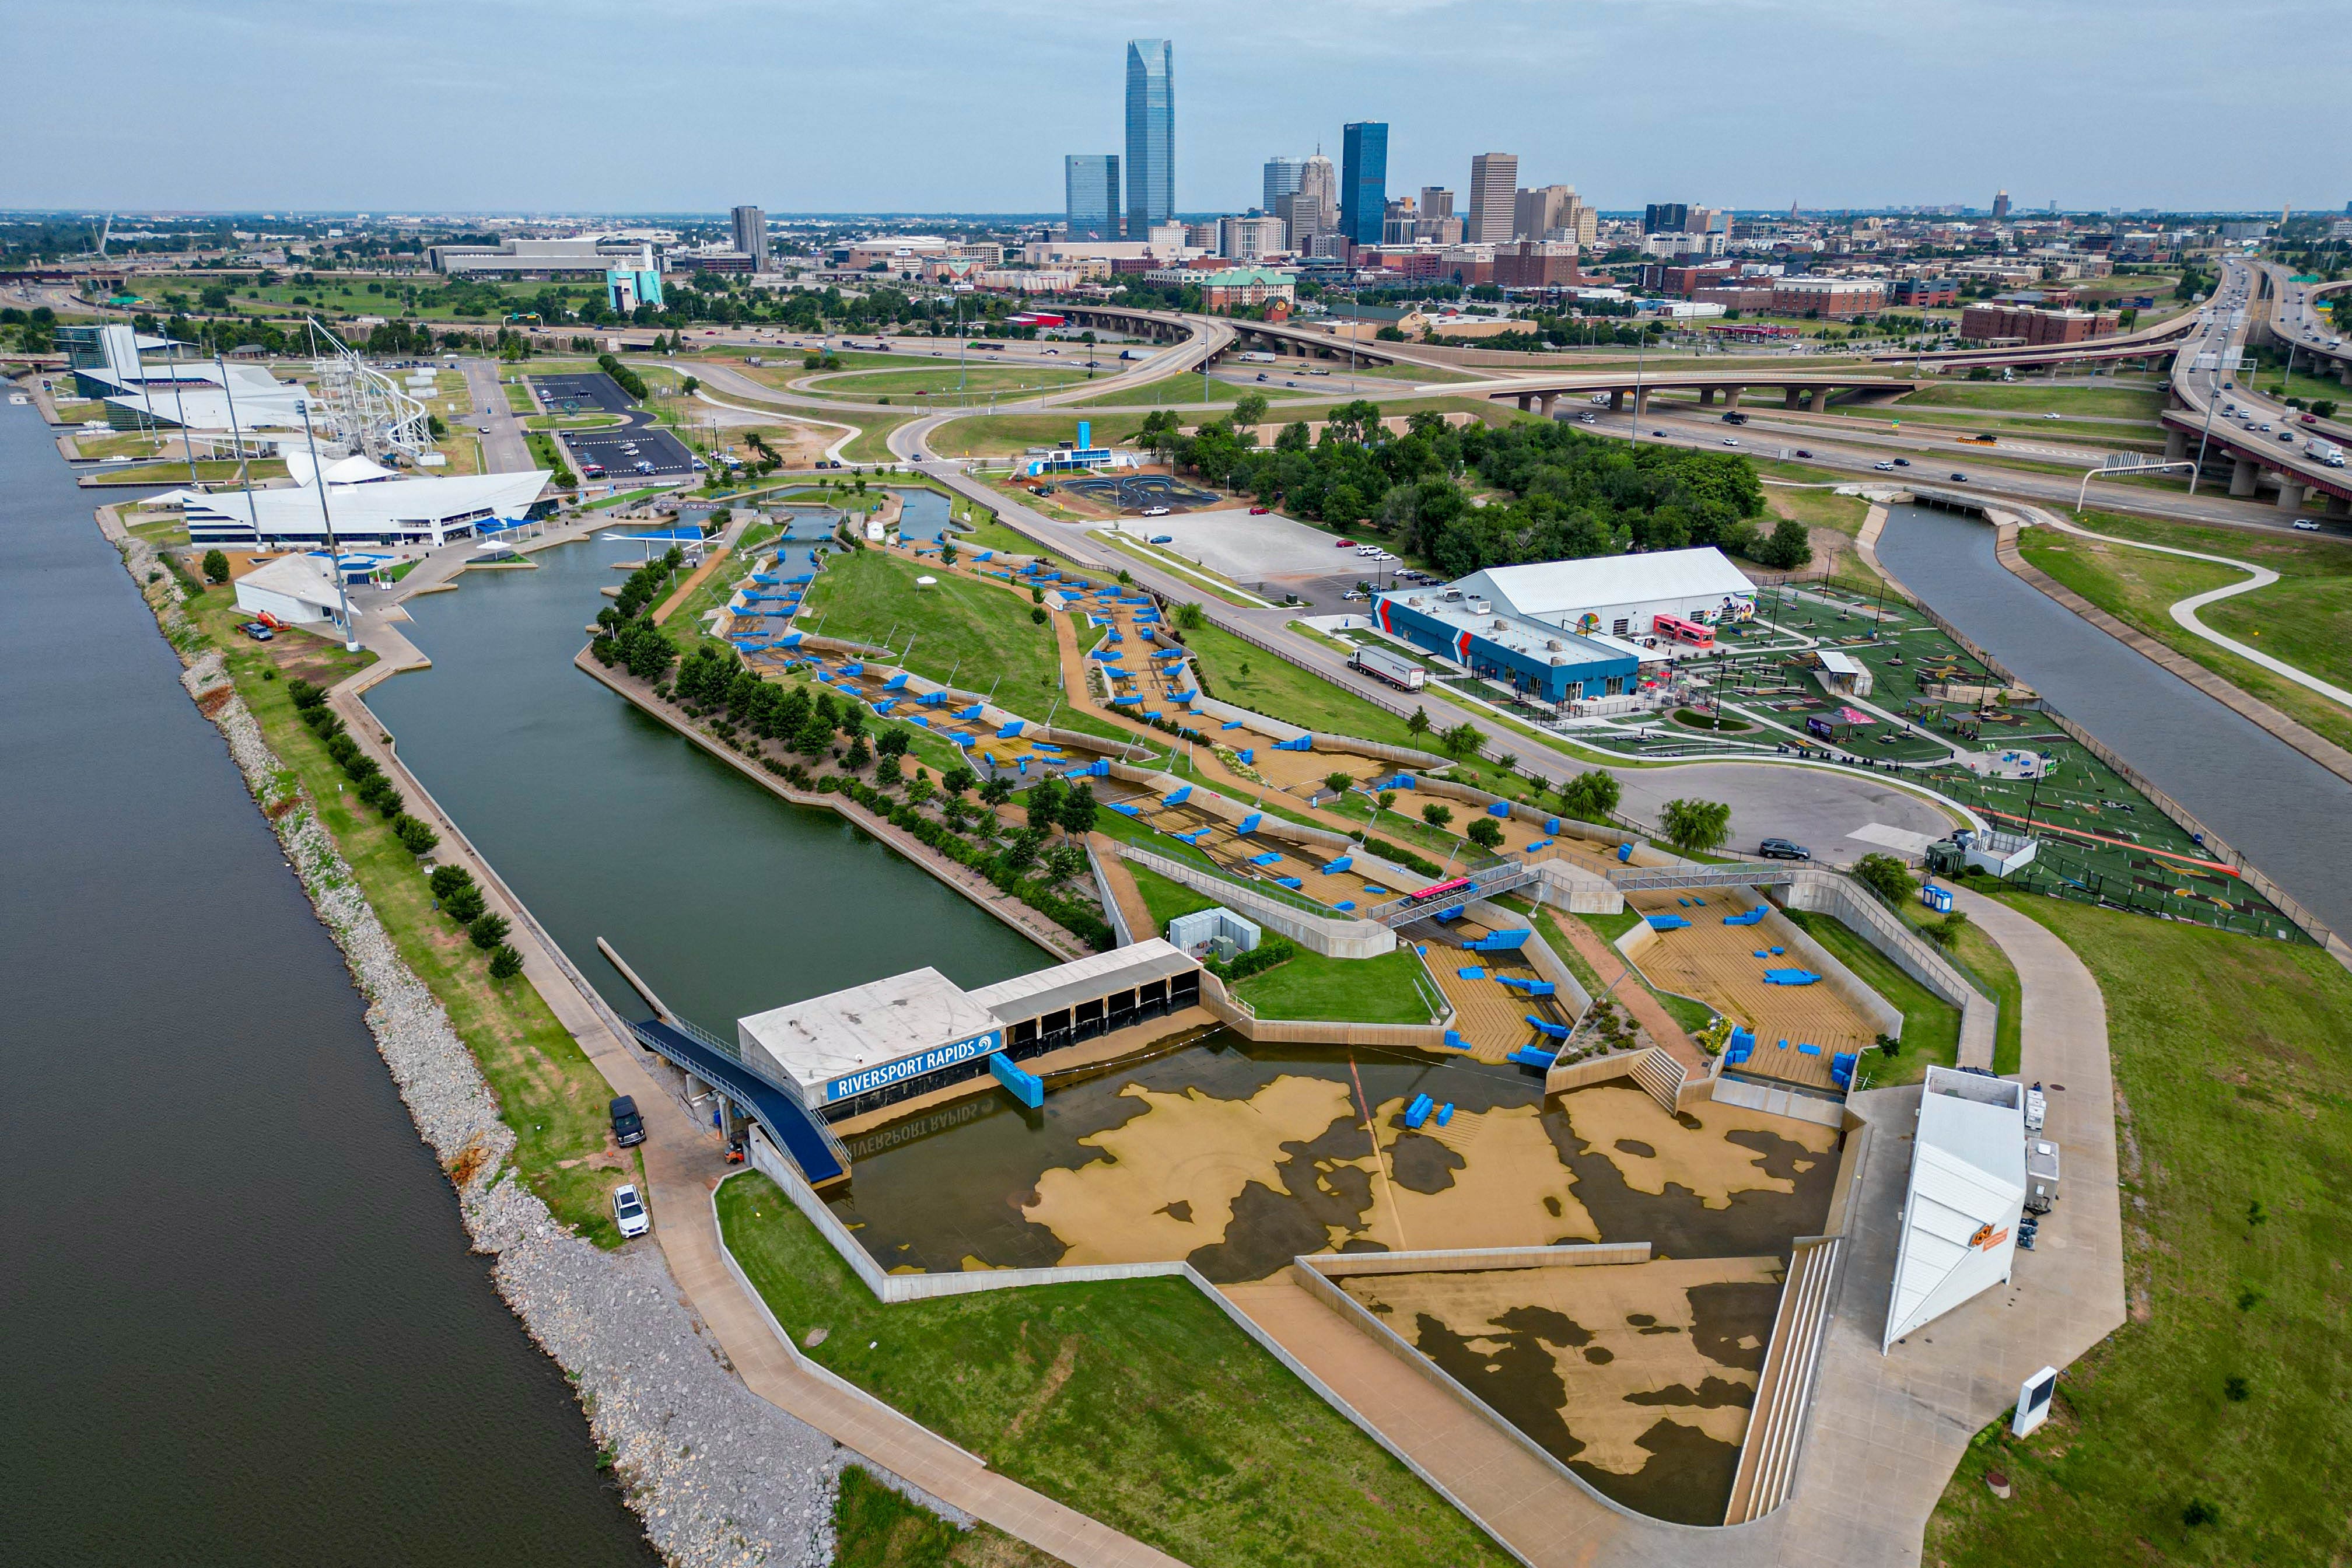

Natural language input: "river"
[0,402,659,1564]
[1875,501,2352,937]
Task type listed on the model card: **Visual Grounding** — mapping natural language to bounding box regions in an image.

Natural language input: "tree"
[467,911,512,951]
[793,709,834,758]
[1058,781,1099,838]
[842,735,872,771]
[429,864,475,902]
[443,885,487,925]
[201,548,230,583]
[1030,606,1048,625]
[1027,774,1069,833]
[875,727,909,759]
[1422,803,1454,830]
[1406,705,1432,737]
[1660,797,1732,858]
[393,816,440,858]
[1467,817,1505,851]
[1556,769,1622,823]
[1324,771,1354,795]
[1233,391,1270,431]
[1752,516,1813,570]
[487,944,524,981]
[978,777,1014,807]
[874,754,903,788]
[1438,721,1483,759]
[1853,852,1915,905]
[942,765,977,797]
[1044,842,1089,887]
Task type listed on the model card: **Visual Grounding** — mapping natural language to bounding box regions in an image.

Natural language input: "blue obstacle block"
[1646,914,1691,931]
[1755,950,1770,958]
[1545,817,1560,835]
[1488,801,1511,817]
[1404,1094,1434,1129]
[1829,1051,1857,1089]
[996,720,1025,739]
[1221,719,1245,730]
[1763,969,1822,986]
[1466,929,1531,953]
[1693,897,1707,906]
[908,715,930,729]
[1436,905,1466,922]
[1238,812,1262,835]
[1458,966,1488,980]
[1237,748,1254,764]
[1275,877,1303,890]
[1528,839,1553,852]
[842,661,863,676]
[1797,1042,1822,1055]
[1443,1029,1468,1051]
[1108,803,1142,817]
[1618,842,1633,862]
[1508,1046,1558,1070]
[1678,897,1692,908]
[1723,907,1767,927]
[1165,785,1191,806]
[1248,852,1282,866]
[1274,734,1314,751]
[1436,1102,1455,1126]
[1527,1016,1570,1041]
[883,673,909,691]
[1777,1039,1790,1051]
[990,1052,1044,1110]
[1334,900,1356,912]
[1770,946,1785,956]
[1363,886,1387,896]
[1320,856,1353,874]
[1499,978,1557,997]
[871,699,895,715]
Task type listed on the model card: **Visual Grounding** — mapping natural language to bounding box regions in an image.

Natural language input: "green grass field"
[1780,908,1959,1086]
[2018,512,2352,756]
[1122,863,1434,1022]
[831,1464,1059,1568]
[1924,894,2352,1568]
[805,364,1095,403]
[1897,382,2168,420]
[1175,620,1424,750]
[172,580,640,1245]
[716,1177,1516,1568]
[799,548,1066,715]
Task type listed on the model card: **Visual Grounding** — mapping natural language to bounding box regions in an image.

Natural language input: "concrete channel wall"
[1113,842,1398,958]
[1467,895,1594,1017]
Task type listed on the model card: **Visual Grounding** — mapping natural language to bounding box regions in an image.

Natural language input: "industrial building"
[1373,591,1639,704]
[180,467,551,549]
[1441,547,1759,640]
[1884,1068,2028,1348]
[427,236,661,279]
[735,940,1202,1119]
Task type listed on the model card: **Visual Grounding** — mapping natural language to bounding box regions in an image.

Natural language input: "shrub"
[487,944,524,981]
[1853,852,1914,905]
[201,548,230,583]
[467,912,512,951]
[1359,835,1443,878]
[393,815,440,857]
[1205,935,1298,982]
[1030,606,1048,624]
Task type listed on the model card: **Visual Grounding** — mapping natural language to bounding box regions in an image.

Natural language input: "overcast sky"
[7,0,2339,216]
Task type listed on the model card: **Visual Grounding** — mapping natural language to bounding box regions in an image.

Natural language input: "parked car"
[1248,505,1270,515]
[580,462,606,477]
[611,1183,651,1238]
[634,460,656,474]
[1334,538,1357,548]
[1142,505,1170,517]
[1757,838,1812,862]
[237,621,274,641]
[475,424,490,434]
[609,1096,645,1147]
[1149,533,1174,544]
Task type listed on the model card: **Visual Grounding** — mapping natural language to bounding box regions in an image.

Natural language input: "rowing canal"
[0,403,658,1565]
[1875,501,2352,939]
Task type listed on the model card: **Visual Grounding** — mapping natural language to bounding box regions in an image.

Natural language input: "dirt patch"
[1000,1336,1080,1444]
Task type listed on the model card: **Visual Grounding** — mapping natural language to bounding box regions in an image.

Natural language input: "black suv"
[1757,838,1812,862]
[609,1096,646,1148]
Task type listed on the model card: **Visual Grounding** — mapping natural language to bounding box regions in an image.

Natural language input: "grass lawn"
[1124,860,1222,927]
[1898,382,2168,420]
[842,414,918,464]
[1779,909,1958,1086]
[2018,511,2352,757]
[806,364,1094,402]
[831,1464,1060,1568]
[951,513,1043,556]
[716,1177,1515,1568]
[799,549,1065,715]
[173,583,639,1246]
[1232,946,1438,1024]
[1924,894,2352,1568]
[930,412,1156,459]
[1175,619,1424,750]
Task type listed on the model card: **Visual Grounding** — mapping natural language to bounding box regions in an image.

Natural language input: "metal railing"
[1606,861,1800,892]
[1367,859,1539,927]
[1114,839,1337,919]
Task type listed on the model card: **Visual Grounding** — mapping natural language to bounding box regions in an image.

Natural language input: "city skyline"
[4,2,2339,212]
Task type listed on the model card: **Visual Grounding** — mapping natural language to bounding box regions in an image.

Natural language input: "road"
[459,358,533,475]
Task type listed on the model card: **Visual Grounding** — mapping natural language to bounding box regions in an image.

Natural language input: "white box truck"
[1350,643,1426,691]
[2304,437,2344,467]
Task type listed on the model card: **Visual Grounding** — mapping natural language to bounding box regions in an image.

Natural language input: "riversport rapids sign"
[823,1029,1005,1104]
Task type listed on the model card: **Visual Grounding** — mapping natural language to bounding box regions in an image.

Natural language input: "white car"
[2043,412,2062,419]
[1721,437,1740,446]
[612,1184,650,1238]
[1874,460,1898,471]
[2292,519,2321,532]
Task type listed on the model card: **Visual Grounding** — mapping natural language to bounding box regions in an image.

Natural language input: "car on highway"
[1793,449,1812,459]
[1873,460,1898,471]
[2293,520,2322,532]
[1757,838,1812,862]
[1653,429,1668,436]
[236,621,274,641]
[1578,411,1597,423]
[1891,457,1910,466]
[2044,411,2062,419]
[611,1184,651,1239]
[1950,473,1968,482]
[1721,437,1740,446]
[2278,431,2297,443]
[1255,372,1269,382]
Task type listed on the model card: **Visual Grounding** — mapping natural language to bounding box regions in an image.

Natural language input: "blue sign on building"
[823,1029,1005,1103]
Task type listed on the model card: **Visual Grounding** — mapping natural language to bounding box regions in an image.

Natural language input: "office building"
[1263,156,1306,216]
[428,236,659,279]
[1419,186,1455,220]
[1493,240,1582,289]
[1466,153,1518,244]
[1124,39,1174,238]
[1276,152,1336,249]
[1218,215,1287,262]
[1770,278,1886,317]
[1992,189,2012,222]
[730,205,769,270]
[1642,202,1689,236]
[1339,121,1389,247]
[1513,184,1576,243]
[1065,154,1121,242]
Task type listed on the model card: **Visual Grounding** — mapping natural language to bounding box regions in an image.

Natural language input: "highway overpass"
[1868,302,2202,372]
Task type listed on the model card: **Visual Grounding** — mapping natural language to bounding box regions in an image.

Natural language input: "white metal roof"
[183,470,550,541]
[1885,1068,2027,1348]
[1817,650,1863,675]
[1456,547,1757,618]
[966,939,1197,1021]
[739,967,1002,1093]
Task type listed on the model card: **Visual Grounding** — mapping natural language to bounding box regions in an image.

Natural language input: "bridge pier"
[1699,388,1716,407]
[2329,494,2351,517]
[1609,389,1625,412]
[1633,387,1651,415]
[1517,394,1534,412]
[1724,387,1742,411]
[2277,480,2306,513]
[2164,428,2188,463]
[1784,387,1802,409]
[2230,457,2259,498]
[2340,360,2352,388]
[1807,388,1828,413]
[1538,393,1557,418]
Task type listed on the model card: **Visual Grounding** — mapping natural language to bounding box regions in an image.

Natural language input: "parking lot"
[1104,505,1369,580]
[564,420,696,480]
[528,372,635,415]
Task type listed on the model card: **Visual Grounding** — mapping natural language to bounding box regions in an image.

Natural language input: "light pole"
[297,397,360,653]
[215,351,253,492]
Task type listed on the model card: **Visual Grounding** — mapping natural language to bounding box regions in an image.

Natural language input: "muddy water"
[828,1035,1840,1285]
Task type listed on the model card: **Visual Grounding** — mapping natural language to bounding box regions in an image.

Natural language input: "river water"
[1875,502,2352,936]
[0,404,659,1563]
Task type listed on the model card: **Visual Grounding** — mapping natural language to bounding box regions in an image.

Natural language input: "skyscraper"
[1339,122,1388,247]
[1512,184,1574,242]
[1992,189,2011,221]
[1124,40,1174,239]
[1643,202,1690,235]
[1065,155,1121,242]
[1419,186,1455,220]
[1276,153,1338,249]
[730,205,769,270]
[1466,153,1518,243]
[1263,156,1305,216]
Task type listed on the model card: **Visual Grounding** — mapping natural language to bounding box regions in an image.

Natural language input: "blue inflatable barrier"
[1724,907,1768,926]
[1108,802,1142,817]
[1237,748,1254,764]
[1527,838,1555,852]
[1443,1029,1468,1051]
[1763,969,1822,986]
[1436,1102,1455,1126]
[956,702,984,719]
[1320,856,1353,874]
[1248,852,1282,866]
[1646,914,1691,931]
[1275,877,1303,890]
[1436,905,1466,922]
[1404,1094,1434,1129]
[1222,719,1245,730]
[990,1052,1044,1109]
[1509,1046,1558,1070]
[1618,842,1633,862]
[872,699,895,715]
[1165,785,1191,806]
[996,720,1025,739]
[841,661,863,676]
[1465,929,1531,953]
[1363,886,1387,896]
[908,715,930,729]
[1273,734,1314,751]
[1499,977,1556,997]
[1526,1016,1570,1041]
[1458,965,1488,980]
[779,632,805,648]
[1238,813,1262,835]
[1488,801,1511,817]
[1797,1041,1822,1055]
[883,673,908,691]
[1770,946,1784,956]
[1829,1051,1858,1089]
[1545,817,1560,834]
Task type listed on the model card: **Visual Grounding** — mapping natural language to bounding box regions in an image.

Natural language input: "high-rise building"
[1992,189,2012,221]
[1065,155,1121,242]
[1124,40,1174,239]
[730,205,769,270]
[1276,152,1338,250]
[1467,153,1518,243]
[1643,202,1690,235]
[1419,187,1455,219]
[1340,122,1389,247]
[1219,215,1287,262]
[1513,184,1575,242]
[1264,156,1306,216]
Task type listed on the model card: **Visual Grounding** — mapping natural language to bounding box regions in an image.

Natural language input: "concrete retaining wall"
[1468,895,1592,1016]
[1531,857,1625,915]
[1747,888,1905,1043]
[1307,1241,1650,1279]
[1113,841,1397,958]
[1087,841,1136,947]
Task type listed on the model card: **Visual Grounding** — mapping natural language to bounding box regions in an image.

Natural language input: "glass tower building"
[1263,156,1305,216]
[1065,155,1121,242]
[1340,122,1388,246]
[1124,39,1174,239]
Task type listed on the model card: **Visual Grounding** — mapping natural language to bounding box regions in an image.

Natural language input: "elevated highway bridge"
[2162,256,2352,517]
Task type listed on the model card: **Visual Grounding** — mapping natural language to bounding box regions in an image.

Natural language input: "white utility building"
[181,468,551,550]
[232,554,350,630]
[1884,1066,2028,1349]
[1445,546,1758,642]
